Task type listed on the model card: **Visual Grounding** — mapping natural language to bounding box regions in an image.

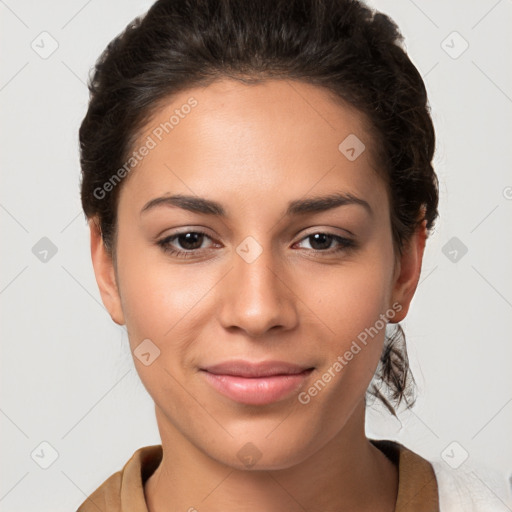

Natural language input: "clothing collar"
[77,440,439,511]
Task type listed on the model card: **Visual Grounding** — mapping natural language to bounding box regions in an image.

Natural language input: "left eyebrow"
[140,192,372,217]
[286,192,373,217]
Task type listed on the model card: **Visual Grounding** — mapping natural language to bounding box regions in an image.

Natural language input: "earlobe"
[89,218,125,325]
[389,220,428,323]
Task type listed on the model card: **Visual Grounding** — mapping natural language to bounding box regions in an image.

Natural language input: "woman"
[75,0,508,510]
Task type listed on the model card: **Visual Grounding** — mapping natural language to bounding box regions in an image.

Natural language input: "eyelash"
[156,230,356,259]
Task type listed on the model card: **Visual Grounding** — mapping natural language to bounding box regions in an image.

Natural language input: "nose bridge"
[221,234,296,336]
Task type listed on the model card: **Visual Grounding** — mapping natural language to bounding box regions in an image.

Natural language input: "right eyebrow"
[141,194,225,216]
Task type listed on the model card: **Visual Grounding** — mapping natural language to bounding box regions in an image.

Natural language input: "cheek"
[306,251,395,347]
[295,258,395,426]
[302,241,396,393]
[115,244,211,401]
[115,234,208,345]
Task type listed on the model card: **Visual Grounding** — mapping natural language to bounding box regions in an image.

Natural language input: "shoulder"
[75,445,162,512]
[76,471,123,512]
[372,438,512,511]
[430,458,512,512]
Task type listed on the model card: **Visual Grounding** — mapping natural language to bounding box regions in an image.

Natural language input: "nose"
[219,241,298,338]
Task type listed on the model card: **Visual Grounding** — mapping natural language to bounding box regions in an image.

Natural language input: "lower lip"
[201,369,314,405]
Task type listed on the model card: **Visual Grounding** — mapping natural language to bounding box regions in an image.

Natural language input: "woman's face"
[91,78,424,469]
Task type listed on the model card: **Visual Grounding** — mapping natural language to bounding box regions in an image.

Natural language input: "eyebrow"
[140,192,372,217]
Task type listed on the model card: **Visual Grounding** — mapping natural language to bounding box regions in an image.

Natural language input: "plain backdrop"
[1,0,511,510]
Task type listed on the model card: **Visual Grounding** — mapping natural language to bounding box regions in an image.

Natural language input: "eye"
[294,232,355,254]
[157,231,215,258]
[157,230,356,259]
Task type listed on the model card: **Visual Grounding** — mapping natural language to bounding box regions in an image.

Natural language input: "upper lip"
[201,360,314,378]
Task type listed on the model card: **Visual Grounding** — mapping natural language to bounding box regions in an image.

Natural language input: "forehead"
[119,78,387,218]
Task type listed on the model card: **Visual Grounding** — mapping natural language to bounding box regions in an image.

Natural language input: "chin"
[202,428,323,471]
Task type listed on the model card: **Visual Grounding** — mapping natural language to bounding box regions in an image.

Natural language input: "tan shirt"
[76,440,439,511]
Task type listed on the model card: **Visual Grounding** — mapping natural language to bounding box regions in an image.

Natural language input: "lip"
[202,359,313,377]
[200,360,314,405]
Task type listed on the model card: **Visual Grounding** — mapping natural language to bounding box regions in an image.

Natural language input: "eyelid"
[293,233,355,250]
[153,225,215,240]
[298,225,356,239]
[157,226,354,245]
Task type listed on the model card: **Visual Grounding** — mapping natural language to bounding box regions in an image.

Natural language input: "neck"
[145,400,398,512]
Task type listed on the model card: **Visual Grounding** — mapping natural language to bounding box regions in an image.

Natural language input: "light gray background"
[1,0,511,510]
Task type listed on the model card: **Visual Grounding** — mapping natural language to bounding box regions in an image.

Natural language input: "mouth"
[200,360,315,405]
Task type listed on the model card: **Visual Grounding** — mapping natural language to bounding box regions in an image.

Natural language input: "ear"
[89,218,125,325]
[389,219,428,323]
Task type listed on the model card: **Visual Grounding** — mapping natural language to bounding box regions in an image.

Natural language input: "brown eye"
[307,233,335,250]
[157,231,214,258]
[295,233,355,253]
[172,232,205,251]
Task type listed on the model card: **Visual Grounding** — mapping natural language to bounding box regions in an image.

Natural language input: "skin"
[89,78,427,512]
